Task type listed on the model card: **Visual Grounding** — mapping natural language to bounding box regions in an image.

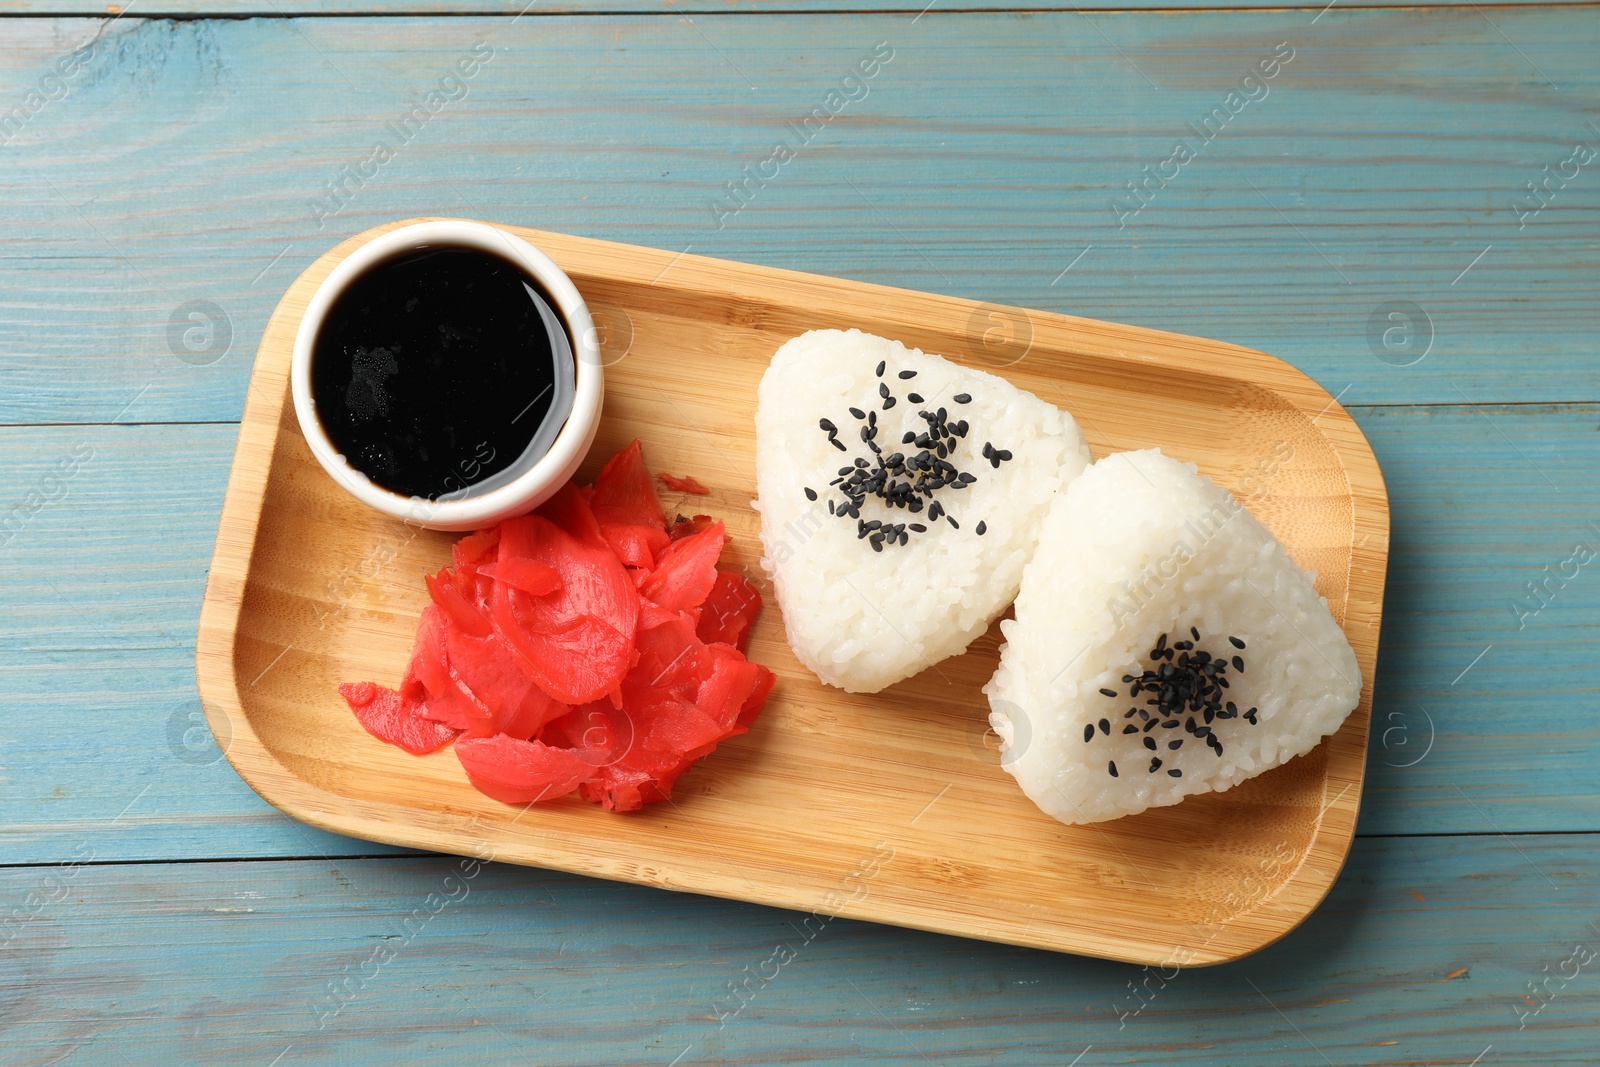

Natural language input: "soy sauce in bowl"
[310,245,576,501]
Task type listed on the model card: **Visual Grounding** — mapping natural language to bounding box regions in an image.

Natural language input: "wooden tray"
[197,217,1387,966]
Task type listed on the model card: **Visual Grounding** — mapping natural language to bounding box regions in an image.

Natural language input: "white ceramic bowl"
[291,219,603,531]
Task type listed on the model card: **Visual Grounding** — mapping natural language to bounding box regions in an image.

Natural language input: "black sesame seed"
[883,397,896,410]
[1143,737,1157,751]
[878,382,891,400]
[909,523,927,532]
[831,439,847,451]
[819,418,836,432]
[1097,718,1110,736]
[1232,656,1245,672]
[975,521,987,536]
[1122,724,1138,734]
[947,516,959,529]
[1099,688,1118,698]
[871,539,883,553]
[1149,758,1162,773]
[1168,739,1183,750]
[804,487,817,501]
[954,393,971,404]
[849,407,866,420]
[907,393,924,404]
[1084,724,1094,743]
[1168,769,1183,778]
[875,360,885,377]
[898,370,916,379]
[1190,626,1200,641]
[1229,636,1246,649]
[1108,761,1118,778]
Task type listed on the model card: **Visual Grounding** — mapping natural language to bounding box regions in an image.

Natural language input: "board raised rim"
[196,217,1388,965]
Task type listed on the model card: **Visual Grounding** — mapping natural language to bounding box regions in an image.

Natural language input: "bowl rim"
[289,218,603,530]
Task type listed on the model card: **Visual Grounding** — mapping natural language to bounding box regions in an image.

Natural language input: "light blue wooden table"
[3,2,1597,1063]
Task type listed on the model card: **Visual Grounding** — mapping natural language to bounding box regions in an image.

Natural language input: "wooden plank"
[0,10,1594,424]
[2,403,1598,864]
[1356,403,1600,836]
[0,646,417,863]
[0,421,413,862]
[3,836,1596,1063]
[4,0,1589,12]
[8,0,1596,14]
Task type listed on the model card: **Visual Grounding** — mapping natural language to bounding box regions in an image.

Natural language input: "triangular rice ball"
[985,449,1361,824]
[756,329,1091,693]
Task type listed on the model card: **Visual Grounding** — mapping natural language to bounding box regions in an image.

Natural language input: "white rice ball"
[985,448,1362,824]
[755,329,1091,693]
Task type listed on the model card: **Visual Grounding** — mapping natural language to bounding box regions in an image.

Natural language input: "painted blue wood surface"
[3,406,1599,866]
[1,4,1596,1063]
[0,10,1595,425]
[5,837,1599,1065]
[7,0,1593,12]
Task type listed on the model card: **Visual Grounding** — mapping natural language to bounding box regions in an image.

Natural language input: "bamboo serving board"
[196,217,1387,966]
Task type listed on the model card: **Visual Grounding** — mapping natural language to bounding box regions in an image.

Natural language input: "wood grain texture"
[0,10,1595,424]
[5,837,1598,1066]
[5,0,1591,13]
[192,218,1387,964]
[5,406,1598,865]
[0,2,1592,1054]
[0,644,416,865]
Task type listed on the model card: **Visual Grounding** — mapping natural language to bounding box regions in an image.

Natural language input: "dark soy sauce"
[311,245,575,500]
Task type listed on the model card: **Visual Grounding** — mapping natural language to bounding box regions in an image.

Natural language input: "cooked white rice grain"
[755,328,1091,693]
[984,448,1362,824]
